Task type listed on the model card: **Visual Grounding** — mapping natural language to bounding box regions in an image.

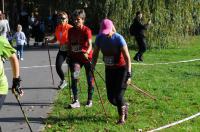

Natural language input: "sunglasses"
[58,17,67,20]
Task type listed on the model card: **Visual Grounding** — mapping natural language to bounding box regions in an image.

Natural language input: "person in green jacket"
[0,36,23,110]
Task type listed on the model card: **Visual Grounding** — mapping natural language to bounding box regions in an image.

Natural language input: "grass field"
[44,36,200,132]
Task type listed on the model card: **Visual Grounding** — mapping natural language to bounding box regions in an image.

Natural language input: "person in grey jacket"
[12,24,26,60]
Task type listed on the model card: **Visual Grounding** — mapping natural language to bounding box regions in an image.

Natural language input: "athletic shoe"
[116,119,125,125]
[125,103,129,120]
[69,100,80,108]
[85,100,92,107]
[20,58,24,61]
[58,80,67,89]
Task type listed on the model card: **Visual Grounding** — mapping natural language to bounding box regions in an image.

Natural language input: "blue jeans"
[16,45,24,59]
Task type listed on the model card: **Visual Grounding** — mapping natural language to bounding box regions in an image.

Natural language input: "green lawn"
[44,36,200,132]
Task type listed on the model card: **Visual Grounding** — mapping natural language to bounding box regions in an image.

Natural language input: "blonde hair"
[17,24,22,31]
[58,11,68,22]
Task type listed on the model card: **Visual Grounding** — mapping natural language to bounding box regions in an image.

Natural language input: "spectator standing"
[32,14,45,46]
[130,11,151,62]
[19,8,30,47]
[0,13,7,38]
[51,10,58,32]
[13,24,26,61]
[2,13,10,35]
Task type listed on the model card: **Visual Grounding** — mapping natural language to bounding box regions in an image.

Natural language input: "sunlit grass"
[44,36,200,132]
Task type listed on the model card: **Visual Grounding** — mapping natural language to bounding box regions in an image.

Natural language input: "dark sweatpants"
[134,36,147,60]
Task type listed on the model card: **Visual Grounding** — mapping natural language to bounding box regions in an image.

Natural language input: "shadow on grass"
[0,117,44,123]
[9,87,58,90]
[3,102,54,106]
[46,115,108,124]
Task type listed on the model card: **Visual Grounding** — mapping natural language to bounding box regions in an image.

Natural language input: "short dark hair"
[72,9,86,20]
[136,11,142,16]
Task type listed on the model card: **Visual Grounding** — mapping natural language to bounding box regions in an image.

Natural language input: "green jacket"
[0,36,16,95]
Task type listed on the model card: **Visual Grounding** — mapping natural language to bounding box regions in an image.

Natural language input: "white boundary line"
[148,112,200,132]
[4,58,200,130]
[5,64,56,70]
[4,58,200,71]
[133,58,200,66]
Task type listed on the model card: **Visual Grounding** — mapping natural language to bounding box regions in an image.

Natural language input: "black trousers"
[105,66,128,108]
[134,36,147,60]
[55,50,68,81]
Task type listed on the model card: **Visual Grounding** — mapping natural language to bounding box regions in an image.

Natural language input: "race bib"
[60,45,68,51]
[71,45,82,52]
[104,56,115,66]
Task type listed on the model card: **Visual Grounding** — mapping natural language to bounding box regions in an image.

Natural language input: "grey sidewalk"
[0,44,66,132]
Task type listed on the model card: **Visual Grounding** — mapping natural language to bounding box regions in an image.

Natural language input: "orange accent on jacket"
[55,23,73,45]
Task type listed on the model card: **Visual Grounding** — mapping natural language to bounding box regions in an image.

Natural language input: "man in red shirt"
[68,9,94,108]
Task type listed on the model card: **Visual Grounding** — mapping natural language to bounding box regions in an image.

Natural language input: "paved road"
[0,43,67,132]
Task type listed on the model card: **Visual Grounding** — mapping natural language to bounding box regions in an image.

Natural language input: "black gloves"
[12,77,23,96]
[126,72,132,84]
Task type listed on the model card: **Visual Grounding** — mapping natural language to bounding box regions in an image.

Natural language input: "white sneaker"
[69,100,80,108]
[85,100,92,107]
[20,58,24,61]
[58,80,67,89]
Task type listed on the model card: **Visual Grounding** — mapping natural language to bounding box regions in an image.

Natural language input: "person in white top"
[13,24,26,60]
[3,13,10,34]
[0,13,7,38]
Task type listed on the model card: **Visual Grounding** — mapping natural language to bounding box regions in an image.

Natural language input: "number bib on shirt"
[71,44,82,52]
[60,45,68,51]
[103,56,115,66]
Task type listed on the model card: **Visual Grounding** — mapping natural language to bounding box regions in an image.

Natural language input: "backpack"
[129,23,136,36]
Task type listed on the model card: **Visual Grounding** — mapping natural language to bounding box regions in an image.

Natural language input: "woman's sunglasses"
[58,16,67,21]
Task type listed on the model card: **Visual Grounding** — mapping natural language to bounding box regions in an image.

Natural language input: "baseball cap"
[99,19,113,35]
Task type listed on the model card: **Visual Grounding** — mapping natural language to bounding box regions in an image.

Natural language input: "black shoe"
[139,58,143,62]
[133,56,139,62]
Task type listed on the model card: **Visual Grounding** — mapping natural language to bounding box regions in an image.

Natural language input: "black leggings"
[55,51,68,81]
[105,67,127,108]
[69,62,94,101]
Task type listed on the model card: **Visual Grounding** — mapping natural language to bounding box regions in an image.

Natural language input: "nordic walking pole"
[45,38,55,86]
[129,83,156,100]
[13,91,33,132]
[91,66,157,101]
[91,70,108,119]
[81,52,108,119]
[67,64,72,101]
